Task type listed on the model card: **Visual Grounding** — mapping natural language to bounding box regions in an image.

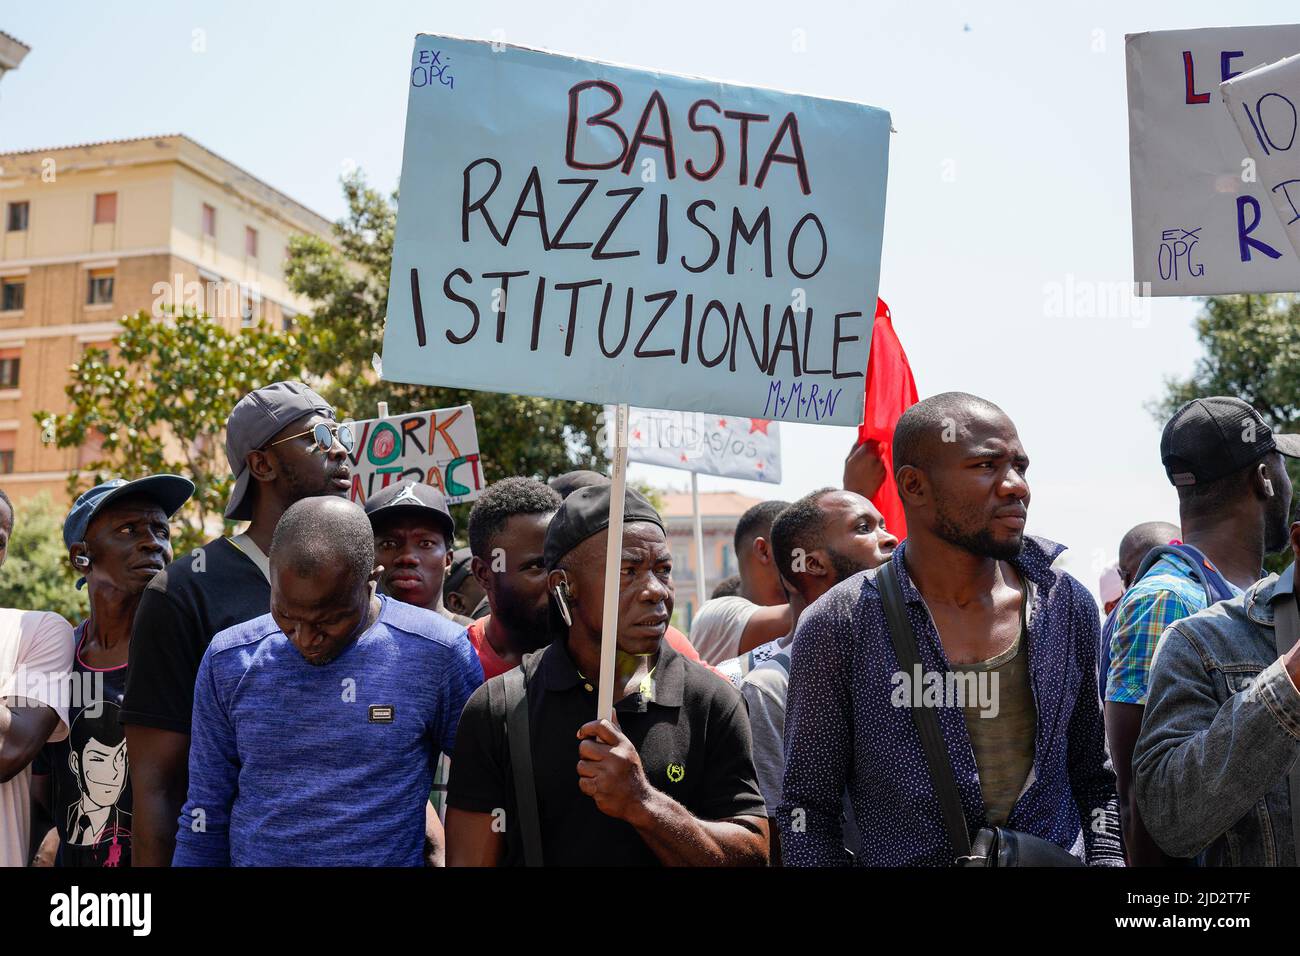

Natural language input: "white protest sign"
[1222,53,1300,260]
[345,404,485,506]
[614,405,782,483]
[381,34,890,426]
[1126,25,1300,295]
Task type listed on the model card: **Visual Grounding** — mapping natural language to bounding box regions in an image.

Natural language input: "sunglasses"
[264,420,356,454]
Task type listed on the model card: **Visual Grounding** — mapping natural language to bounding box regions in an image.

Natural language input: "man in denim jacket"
[1134,525,1300,866]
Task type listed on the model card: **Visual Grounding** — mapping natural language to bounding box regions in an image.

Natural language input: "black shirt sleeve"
[694,686,769,822]
[121,584,204,734]
[446,680,508,815]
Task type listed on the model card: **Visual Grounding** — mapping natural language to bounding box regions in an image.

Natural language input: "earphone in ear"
[73,554,91,569]
[554,578,574,627]
[1264,478,1275,497]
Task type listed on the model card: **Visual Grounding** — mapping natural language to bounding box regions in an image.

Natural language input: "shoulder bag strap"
[1271,568,1300,866]
[503,663,544,867]
[878,560,973,859]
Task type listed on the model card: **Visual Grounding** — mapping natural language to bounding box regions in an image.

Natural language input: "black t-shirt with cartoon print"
[35,621,132,867]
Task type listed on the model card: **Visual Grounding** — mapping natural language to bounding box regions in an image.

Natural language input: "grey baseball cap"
[224,381,335,521]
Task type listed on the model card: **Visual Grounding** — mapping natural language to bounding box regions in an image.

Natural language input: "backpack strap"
[1133,543,1236,606]
[496,660,544,867]
[878,560,973,860]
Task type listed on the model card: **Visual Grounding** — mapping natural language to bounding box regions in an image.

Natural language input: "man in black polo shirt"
[445,485,768,866]
[122,381,354,866]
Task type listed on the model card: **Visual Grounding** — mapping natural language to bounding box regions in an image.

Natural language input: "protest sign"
[1222,53,1300,260]
[346,404,484,506]
[617,406,782,483]
[381,34,891,426]
[1126,25,1300,295]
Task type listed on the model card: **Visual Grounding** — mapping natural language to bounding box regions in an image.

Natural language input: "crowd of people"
[2,379,1299,867]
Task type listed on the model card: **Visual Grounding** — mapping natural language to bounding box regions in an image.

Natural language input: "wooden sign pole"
[596,403,629,723]
[690,471,708,610]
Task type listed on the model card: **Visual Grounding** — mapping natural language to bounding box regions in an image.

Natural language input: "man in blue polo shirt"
[173,496,483,867]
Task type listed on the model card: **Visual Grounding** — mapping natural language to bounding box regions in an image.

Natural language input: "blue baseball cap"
[63,475,195,587]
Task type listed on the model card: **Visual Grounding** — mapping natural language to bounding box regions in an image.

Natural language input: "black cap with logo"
[1161,396,1300,487]
[363,480,455,542]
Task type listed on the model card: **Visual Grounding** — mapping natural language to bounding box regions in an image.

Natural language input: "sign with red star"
[613,406,783,483]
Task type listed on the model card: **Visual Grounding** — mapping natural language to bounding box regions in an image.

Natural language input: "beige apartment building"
[0,134,334,503]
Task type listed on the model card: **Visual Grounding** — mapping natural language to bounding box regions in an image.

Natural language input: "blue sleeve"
[172,648,238,867]
[778,595,854,867]
[437,636,484,758]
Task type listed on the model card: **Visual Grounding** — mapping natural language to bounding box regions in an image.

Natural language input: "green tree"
[1155,294,1300,422]
[36,309,306,555]
[0,492,88,622]
[36,172,608,554]
[284,171,607,486]
[1156,293,1300,572]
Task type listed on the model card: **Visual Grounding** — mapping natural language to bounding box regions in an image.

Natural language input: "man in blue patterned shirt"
[780,392,1123,866]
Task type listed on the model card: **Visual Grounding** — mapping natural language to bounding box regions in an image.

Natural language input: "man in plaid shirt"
[1105,397,1299,865]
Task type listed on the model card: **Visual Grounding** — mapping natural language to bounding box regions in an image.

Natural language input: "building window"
[5,202,28,232]
[87,268,115,305]
[0,430,14,475]
[201,203,216,237]
[245,226,258,258]
[0,280,22,312]
[94,192,118,225]
[0,353,19,389]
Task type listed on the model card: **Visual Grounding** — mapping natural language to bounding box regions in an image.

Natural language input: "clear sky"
[2,1,1291,596]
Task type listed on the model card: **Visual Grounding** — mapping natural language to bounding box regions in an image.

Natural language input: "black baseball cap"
[1161,396,1300,487]
[544,484,665,570]
[548,470,610,500]
[363,480,455,542]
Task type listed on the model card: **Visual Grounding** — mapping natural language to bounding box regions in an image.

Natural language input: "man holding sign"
[383,34,887,770]
[445,485,767,866]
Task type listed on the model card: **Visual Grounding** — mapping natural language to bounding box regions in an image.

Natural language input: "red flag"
[857,298,918,540]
